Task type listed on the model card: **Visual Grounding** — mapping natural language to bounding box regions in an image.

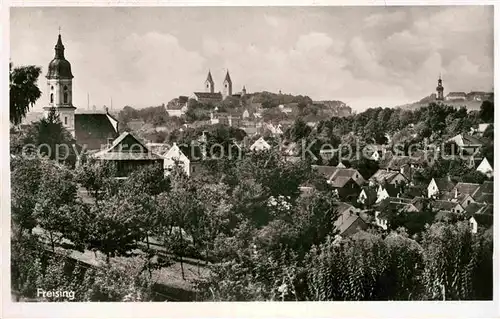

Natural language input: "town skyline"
[10,6,493,111]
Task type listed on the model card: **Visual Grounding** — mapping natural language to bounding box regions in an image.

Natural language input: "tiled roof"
[330,168,365,186]
[454,182,481,196]
[334,214,366,236]
[448,134,484,147]
[370,169,406,184]
[475,181,493,197]
[433,177,457,192]
[464,203,487,214]
[194,92,223,99]
[329,176,354,188]
[92,132,162,161]
[75,113,119,150]
[475,193,493,205]
[312,165,339,179]
[410,197,429,211]
[470,213,493,227]
[332,202,367,236]
[432,200,460,212]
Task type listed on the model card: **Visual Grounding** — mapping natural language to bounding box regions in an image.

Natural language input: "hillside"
[396,92,492,111]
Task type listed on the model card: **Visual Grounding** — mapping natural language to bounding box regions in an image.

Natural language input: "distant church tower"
[436,74,444,101]
[44,32,76,138]
[242,85,247,97]
[223,70,233,99]
[205,70,214,93]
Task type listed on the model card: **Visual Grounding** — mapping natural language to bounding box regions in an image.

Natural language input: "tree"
[33,160,77,251]
[9,63,42,125]
[305,231,424,300]
[421,222,487,300]
[86,195,143,263]
[286,118,312,142]
[11,156,43,235]
[156,169,201,279]
[22,107,76,165]
[80,256,155,301]
[479,100,494,122]
[74,159,119,205]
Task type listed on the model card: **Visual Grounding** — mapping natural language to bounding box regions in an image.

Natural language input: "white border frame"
[2,1,499,318]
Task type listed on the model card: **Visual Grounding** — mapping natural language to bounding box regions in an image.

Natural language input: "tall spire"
[206,70,214,83]
[224,69,232,84]
[205,70,214,93]
[54,33,65,59]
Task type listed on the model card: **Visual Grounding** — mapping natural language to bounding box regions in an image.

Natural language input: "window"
[51,86,54,90]
[50,93,54,103]
[63,86,68,103]
[64,116,67,125]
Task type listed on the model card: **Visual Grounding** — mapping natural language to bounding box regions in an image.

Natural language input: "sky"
[10,6,494,112]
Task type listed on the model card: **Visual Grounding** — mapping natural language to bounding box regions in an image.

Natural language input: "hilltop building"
[191,70,247,103]
[436,75,444,101]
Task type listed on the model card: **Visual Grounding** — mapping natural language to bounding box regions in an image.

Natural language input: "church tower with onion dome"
[436,74,444,101]
[44,32,76,138]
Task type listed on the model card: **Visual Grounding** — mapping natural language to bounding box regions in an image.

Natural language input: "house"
[326,168,365,200]
[369,169,408,187]
[427,176,456,198]
[250,137,271,152]
[379,155,423,180]
[464,202,492,215]
[278,103,295,114]
[357,186,378,206]
[91,132,163,177]
[473,181,494,204]
[166,96,188,117]
[162,142,205,177]
[332,203,369,237]
[447,134,484,155]
[441,188,476,209]
[448,182,481,198]
[364,145,385,162]
[440,182,482,207]
[312,166,365,199]
[74,112,120,150]
[242,109,250,119]
[466,92,492,102]
[210,112,242,127]
[264,123,283,135]
[445,92,467,101]
[375,184,403,203]
[374,197,418,230]
[470,123,492,136]
[146,143,171,156]
[323,167,365,186]
[468,214,493,234]
[476,157,493,177]
[432,200,465,214]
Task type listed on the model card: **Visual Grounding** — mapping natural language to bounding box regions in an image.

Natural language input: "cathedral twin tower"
[204,70,236,98]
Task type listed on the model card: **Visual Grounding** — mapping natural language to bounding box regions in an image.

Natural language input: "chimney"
[454,188,458,199]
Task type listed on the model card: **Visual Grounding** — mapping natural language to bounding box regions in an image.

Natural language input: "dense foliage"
[10,99,493,301]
